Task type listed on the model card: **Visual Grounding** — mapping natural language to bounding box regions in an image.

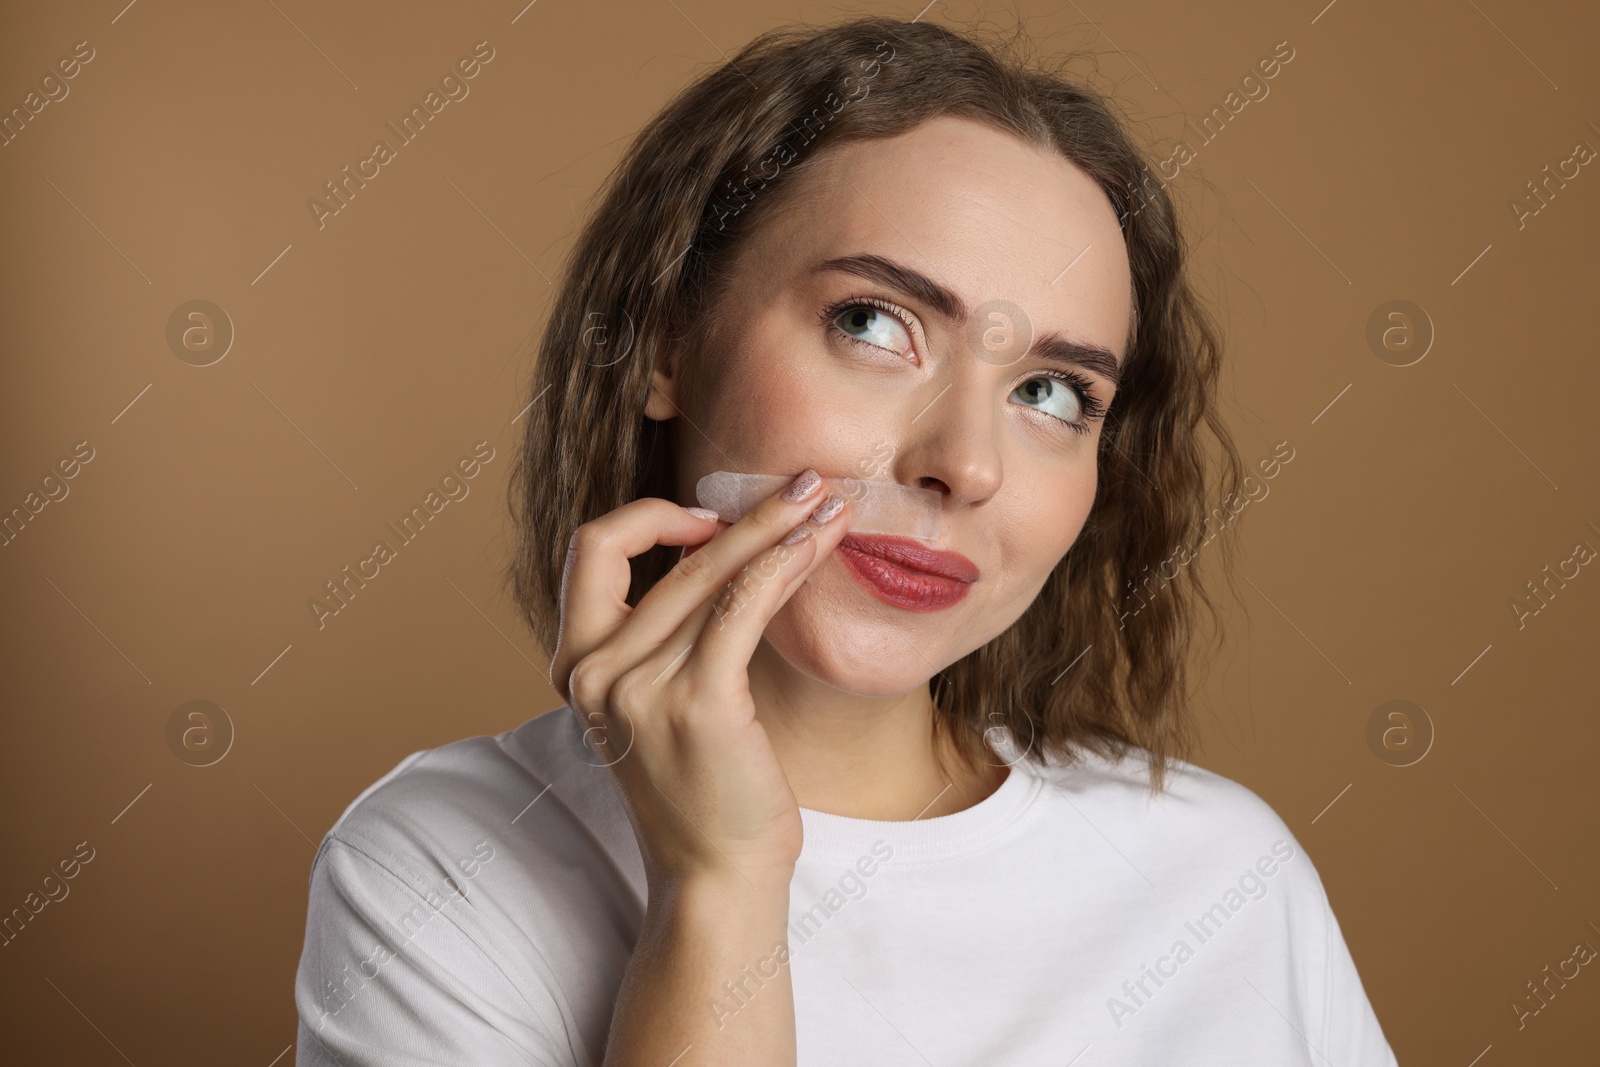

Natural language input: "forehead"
[757,114,1133,358]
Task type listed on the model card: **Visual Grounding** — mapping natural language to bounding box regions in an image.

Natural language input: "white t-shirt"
[294,706,1399,1066]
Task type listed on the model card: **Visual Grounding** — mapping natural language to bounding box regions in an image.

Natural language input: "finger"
[627,537,812,697]
[679,520,729,560]
[690,513,852,682]
[638,500,852,692]
[613,470,842,655]
[555,498,721,691]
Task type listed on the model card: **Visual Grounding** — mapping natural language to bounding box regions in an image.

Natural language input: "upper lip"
[837,534,980,583]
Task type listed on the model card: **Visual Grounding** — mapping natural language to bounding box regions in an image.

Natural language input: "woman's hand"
[550,468,850,889]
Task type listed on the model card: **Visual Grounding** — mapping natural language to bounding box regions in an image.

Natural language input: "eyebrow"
[812,253,1122,388]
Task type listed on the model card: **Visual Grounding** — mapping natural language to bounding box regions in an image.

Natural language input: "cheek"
[993,469,1098,594]
[694,349,887,474]
[1054,466,1098,547]
[764,572,937,695]
[690,334,825,442]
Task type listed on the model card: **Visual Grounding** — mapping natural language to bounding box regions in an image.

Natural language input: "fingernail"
[807,493,845,526]
[781,468,823,502]
[779,524,814,545]
[682,506,719,522]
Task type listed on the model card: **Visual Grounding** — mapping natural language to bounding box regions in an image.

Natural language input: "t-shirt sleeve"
[1316,877,1400,1066]
[294,835,578,1067]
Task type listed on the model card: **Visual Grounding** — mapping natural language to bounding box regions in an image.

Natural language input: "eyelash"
[816,294,1110,436]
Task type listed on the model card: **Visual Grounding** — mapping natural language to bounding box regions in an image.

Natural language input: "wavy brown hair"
[506,15,1247,796]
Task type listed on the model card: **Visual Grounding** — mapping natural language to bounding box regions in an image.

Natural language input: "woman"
[295,15,1399,1066]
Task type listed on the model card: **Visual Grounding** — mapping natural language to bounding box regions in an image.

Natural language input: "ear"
[643,345,682,421]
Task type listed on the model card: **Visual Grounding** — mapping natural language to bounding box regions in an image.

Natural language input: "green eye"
[821,297,914,356]
[1011,371,1106,437]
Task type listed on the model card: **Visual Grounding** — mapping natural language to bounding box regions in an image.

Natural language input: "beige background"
[3,0,1597,1063]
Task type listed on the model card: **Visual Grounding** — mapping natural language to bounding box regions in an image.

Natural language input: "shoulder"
[1023,746,1397,1061]
[295,708,622,1063]
[312,706,627,894]
[319,726,523,866]
[1032,740,1296,833]
[1026,741,1330,904]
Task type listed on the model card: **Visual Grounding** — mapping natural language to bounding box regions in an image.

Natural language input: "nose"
[891,365,1004,509]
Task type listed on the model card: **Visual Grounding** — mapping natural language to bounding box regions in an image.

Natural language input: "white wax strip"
[695,471,942,541]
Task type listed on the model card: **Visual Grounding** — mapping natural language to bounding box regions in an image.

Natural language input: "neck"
[746,639,1008,821]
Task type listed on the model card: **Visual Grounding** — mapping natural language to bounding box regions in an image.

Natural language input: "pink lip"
[835,534,979,612]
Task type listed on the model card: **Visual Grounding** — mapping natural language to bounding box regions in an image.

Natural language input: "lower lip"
[835,543,972,612]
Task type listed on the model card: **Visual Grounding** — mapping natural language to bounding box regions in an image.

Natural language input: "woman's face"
[649,114,1133,696]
